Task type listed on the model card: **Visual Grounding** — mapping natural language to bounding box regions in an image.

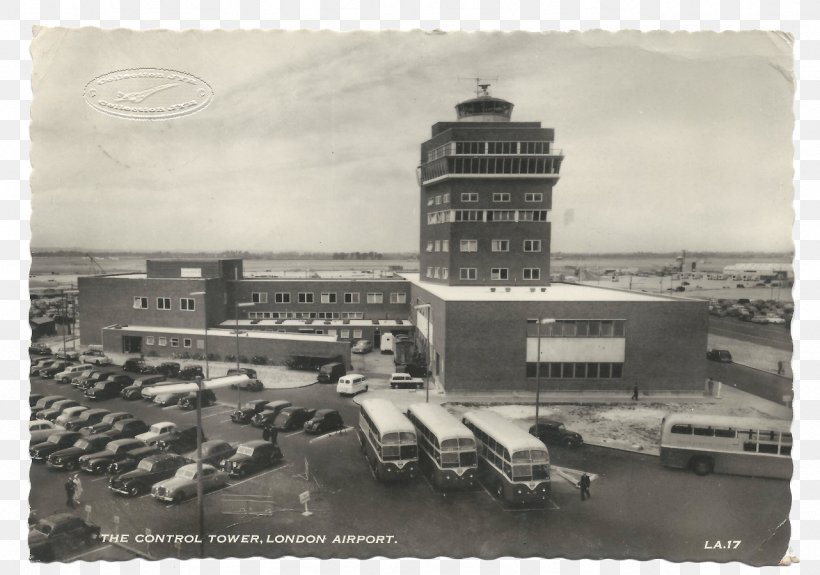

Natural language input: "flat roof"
[102,324,337,342]
[402,274,686,303]
[221,319,411,328]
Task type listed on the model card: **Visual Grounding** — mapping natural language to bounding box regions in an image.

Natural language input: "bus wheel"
[691,457,713,476]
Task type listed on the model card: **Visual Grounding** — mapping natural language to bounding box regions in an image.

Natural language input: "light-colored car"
[80,350,113,366]
[351,339,373,354]
[55,406,89,428]
[182,440,236,467]
[29,420,56,433]
[336,374,368,396]
[136,422,178,445]
[151,463,228,504]
[53,364,93,384]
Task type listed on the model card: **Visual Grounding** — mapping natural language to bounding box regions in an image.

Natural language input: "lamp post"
[235,301,256,409]
[194,375,204,558]
[533,319,556,432]
[189,291,209,380]
[414,303,432,403]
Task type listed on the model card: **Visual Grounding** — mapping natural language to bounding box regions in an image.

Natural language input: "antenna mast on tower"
[458,76,499,97]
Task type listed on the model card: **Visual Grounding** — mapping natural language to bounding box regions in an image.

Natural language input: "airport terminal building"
[78,89,707,394]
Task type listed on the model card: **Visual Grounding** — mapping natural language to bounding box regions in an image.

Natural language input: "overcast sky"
[31,29,794,253]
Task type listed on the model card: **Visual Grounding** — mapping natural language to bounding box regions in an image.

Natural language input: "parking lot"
[28,351,792,564]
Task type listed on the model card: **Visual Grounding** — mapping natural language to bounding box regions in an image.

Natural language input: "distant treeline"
[552,251,794,260]
[32,249,419,260]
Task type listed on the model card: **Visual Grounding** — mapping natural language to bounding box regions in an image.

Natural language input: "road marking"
[285,431,304,438]
[64,544,112,562]
[200,410,234,419]
[91,476,110,483]
[307,427,353,443]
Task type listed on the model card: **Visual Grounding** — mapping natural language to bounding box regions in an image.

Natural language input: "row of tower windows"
[426,192,544,206]
[420,156,560,183]
[427,209,549,225]
[425,267,542,281]
[427,141,554,162]
[436,239,541,253]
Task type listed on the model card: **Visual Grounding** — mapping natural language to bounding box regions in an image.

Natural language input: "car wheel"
[235,467,246,478]
[691,457,713,476]
[128,486,139,497]
[65,460,77,471]
[172,493,183,505]
[86,529,100,545]
[390,384,396,389]
[561,438,576,449]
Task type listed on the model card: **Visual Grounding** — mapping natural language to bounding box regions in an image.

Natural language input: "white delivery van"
[336,374,368,397]
[380,333,395,354]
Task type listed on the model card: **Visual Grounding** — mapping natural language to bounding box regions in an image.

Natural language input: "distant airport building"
[77,87,708,394]
[722,263,793,282]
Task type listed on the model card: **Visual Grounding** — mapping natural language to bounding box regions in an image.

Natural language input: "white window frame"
[170,338,179,347]
[157,297,172,310]
[340,330,350,339]
[321,292,337,304]
[274,292,290,304]
[433,267,441,278]
[442,240,449,252]
[434,240,441,252]
[524,192,543,202]
[390,292,407,304]
[251,292,268,304]
[491,239,509,252]
[492,192,511,202]
[146,336,155,345]
[426,241,434,252]
[180,298,195,311]
[523,268,541,280]
[524,239,542,252]
[442,193,450,203]
[491,268,509,281]
[461,192,479,202]
[460,239,478,252]
[460,268,477,280]
[344,292,360,304]
[367,292,384,304]
[426,267,433,278]
[353,329,363,339]
[133,296,148,309]
[158,337,167,346]
[442,267,449,279]
[298,292,314,304]
[183,338,192,348]
[435,195,441,205]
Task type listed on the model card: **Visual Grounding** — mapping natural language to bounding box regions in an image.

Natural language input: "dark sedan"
[106,445,159,476]
[79,438,147,474]
[46,434,114,471]
[270,406,316,431]
[303,409,345,435]
[30,431,83,462]
[219,440,282,478]
[529,420,584,448]
[231,399,270,424]
[108,453,188,497]
[29,514,100,562]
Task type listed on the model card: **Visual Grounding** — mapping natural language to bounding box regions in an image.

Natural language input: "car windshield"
[47,434,64,444]
[273,413,289,426]
[177,468,196,480]
[137,459,157,471]
[74,439,91,449]
[237,445,255,456]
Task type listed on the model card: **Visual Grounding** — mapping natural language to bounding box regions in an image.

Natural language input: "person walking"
[777,360,784,375]
[631,384,639,401]
[71,473,83,507]
[579,473,591,501]
[262,423,279,445]
[64,477,76,509]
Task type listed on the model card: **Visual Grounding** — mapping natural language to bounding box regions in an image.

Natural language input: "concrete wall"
[146,259,243,279]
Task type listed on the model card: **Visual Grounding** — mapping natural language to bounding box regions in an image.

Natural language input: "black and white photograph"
[27,28,794,565]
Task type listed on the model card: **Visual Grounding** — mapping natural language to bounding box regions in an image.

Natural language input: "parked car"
[31,395,66,415]
[270,406,316,431]
[54,349,80,361]
[251,400,293,428]
[154,362,181,378]
[122,358,148,373]
[109,418,150,440]
[317,362,346,384]
[30,431,83,462]
[156,426,206,454]
[303,409,345,435]
[54,406,89,427]
[706,349,733,363]
[528,420,584,449]
[388,372,424,390]
[219,440,283,478]
[153,390,189,407]
[47,433,115,471]
[227,367,257,379]
[108,453,189,497]
[178,364,205,380]
[120,375,167,400]
[29,393,45,407]
[39,361,71,378]
[64,409,111,432]
[85,380,125,401]
[74,371,116,391]
[54,364,93,385]
[29,344,52,356]
[29,420,56,433]
[231,399,271,424]
[351,339,373,354]
[70,369,101,388]
[151,463,228,504]
[28,514,100,561]
[37,400,81,422]
[79,412,133,435]
[105,374,134,389]
[136,421,178,445]
[182,440,236,467]
[79,438,147,474]
[80,350,112,366]
[106,445,160,476]
[178,389,216,410]
[229,377,264,391]
[30,359,56,375]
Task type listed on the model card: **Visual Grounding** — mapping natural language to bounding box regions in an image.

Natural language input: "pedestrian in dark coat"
[64,478,76,509]
[631,385,639,401]
[579,473,591,501]
[262,424,279,445]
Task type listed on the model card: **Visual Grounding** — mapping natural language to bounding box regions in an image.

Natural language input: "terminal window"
[390,293,407,304]
[344,293,360,304]
[321,293,337,304]
[156,297,171,310]
[367,293,384,304]
[523,240,542,252]
[524,192,543,202]
[252,292,269,304]
[460,239,478,252]
[526,362,624,379]
[133,297,148,309]
[274,293,290,304]
[491,268,509,281]
[523,268,540,280]
[298,292,314,304]
[180,298,195,311]
[491,240,509,252]
[460,268,477,280]
[461,192,479,202]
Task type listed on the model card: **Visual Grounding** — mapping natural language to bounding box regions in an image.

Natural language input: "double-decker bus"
[462,410,550,505]
[659,413,792,479]
[406,403,477,490]
[358,398,418,482]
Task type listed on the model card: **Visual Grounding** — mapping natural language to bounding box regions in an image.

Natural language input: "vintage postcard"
[28,28,794,565]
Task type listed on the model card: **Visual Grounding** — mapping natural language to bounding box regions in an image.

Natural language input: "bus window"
[781,445,792,456]
[382,433,399,444]
[693,427,715,437]
[461,451,477,466]
[400,432,415,443]
[440,439,459,451]
[400,444,417,460]
[714,428,736,438]
[440,451,459,467]
[532,463,550,480]
[743,442,757,452]
[758,443,779,454]
[460,437,475,450]
[512,464,533,481]
[382,445,400,460]
[671,424,692,434]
